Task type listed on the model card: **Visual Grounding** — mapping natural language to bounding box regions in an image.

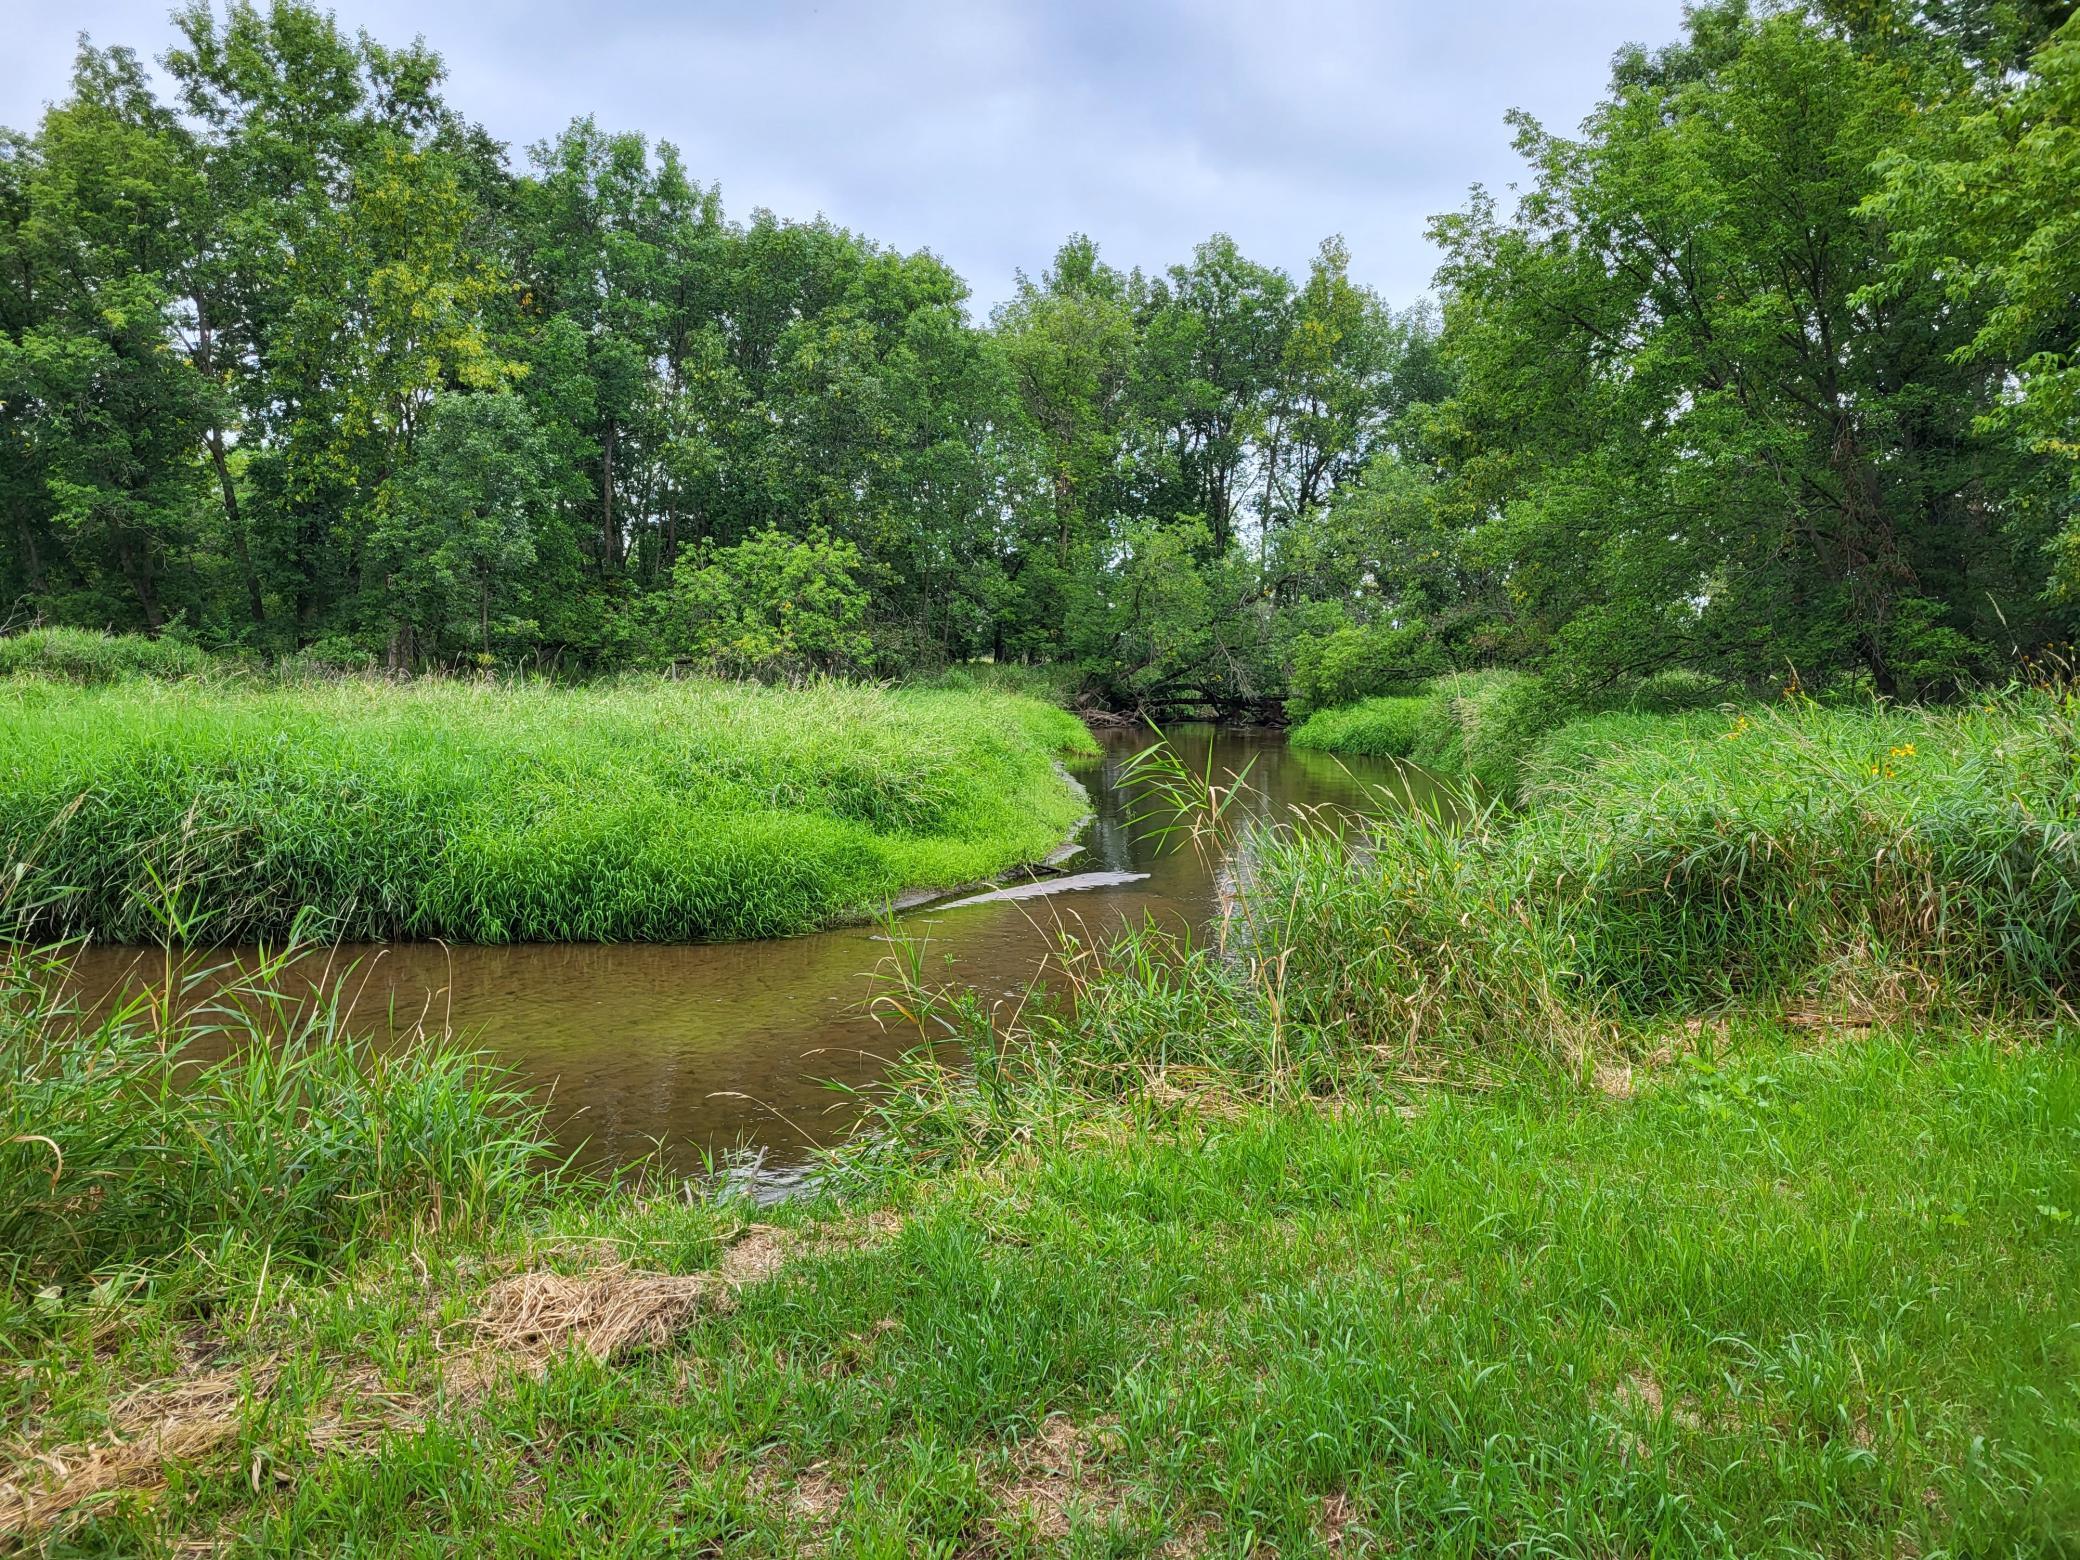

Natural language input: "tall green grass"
[1284,692,1433,759]
[0,947,554,1301]
[1292,667,1738,800]
[5,694,2076,1554]
[0,677,1097,944]
[1516,696,2080,1010]
[0,627,216,684]
[1267,691,2080,1040]
[1290,670,1561,794]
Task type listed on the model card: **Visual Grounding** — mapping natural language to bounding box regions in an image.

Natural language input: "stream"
[64,726,1444,1181]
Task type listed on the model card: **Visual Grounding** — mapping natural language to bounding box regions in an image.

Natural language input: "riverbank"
[0,676,1097,944]
[1287,668,1733,799]
[5,695,2076,1552]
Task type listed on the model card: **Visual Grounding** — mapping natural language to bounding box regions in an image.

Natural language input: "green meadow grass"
[5,693,2078,1553]
[9,1020,2074,1555]
[1289,670,1563,795]
[0,677,1097,944]
[1290,667,1738,800]
[1284,692,1433,760]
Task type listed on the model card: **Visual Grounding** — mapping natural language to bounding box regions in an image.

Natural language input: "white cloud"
[2,0,1688,311]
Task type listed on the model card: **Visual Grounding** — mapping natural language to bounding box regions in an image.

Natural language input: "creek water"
[64,726,1440,1180]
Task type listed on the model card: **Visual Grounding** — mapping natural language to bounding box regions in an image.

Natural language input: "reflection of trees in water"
[66,729,1446,1179]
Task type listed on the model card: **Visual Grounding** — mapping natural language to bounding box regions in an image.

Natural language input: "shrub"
[1289,694,1435,759]
[1285,623,1439,719]
[659,526,873,680]
[0,628,213,683]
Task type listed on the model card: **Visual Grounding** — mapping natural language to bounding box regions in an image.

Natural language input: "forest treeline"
[1,0,2075,706]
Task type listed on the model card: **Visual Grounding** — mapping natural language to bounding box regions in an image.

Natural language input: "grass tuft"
[0,676,1098,944]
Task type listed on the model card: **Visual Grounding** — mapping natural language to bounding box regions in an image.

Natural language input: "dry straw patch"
[749,1450,851,1540]
[1606,1366,1716,1465]
[0,1364,280,1538]
[1,1225,799,1542]
[989,1413,1129,1542]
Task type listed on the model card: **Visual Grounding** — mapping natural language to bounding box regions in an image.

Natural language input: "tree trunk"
[14,513,45,593]
[206,426,266,627]
[117,540,163,632]
[191,296,266,627]
[601,420,618,572]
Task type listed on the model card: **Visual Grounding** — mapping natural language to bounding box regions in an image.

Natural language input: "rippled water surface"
[66,726,1442,1174]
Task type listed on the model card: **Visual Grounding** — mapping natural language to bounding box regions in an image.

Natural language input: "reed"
[0,945,555,1302]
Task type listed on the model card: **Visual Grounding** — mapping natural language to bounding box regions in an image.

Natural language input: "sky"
[3,0,1691,315]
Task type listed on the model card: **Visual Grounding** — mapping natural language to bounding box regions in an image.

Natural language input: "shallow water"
[65,726,1441,1177]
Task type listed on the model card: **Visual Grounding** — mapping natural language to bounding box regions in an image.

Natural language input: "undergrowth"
[0,628,217,685]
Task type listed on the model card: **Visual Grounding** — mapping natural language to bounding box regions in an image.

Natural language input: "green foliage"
[1288,693,1434,759]
[1871,14,2080,596]
[658,525,872,679]
[1418,671,1566,796]
[0,627,213,682]
[1428,2,2068,696]
[372,393,555,664]
[911,659,1081,706]
[1284,622,1437,718]
[3,0,2075,702]
[1298,669,1742,796]
[1512,694,2080,1010]
[0,678,1097,944]
[0,949,551,1295]
[1073,520,1281,715]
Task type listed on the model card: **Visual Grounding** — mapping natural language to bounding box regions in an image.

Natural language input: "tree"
[1429,2,2056,696]
[992,236,1139,658]
[0,47,212,631]
[660,525,871,679]
[1871,14,2080,597]
[372,393,553,664]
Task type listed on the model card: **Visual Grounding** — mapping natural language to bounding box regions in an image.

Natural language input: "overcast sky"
[4,1,1690,315]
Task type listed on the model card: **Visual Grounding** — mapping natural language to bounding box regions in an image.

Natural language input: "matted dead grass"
[0,1225,800,1542]
[0,1364,279,1539]
[988,1412,1131,1543]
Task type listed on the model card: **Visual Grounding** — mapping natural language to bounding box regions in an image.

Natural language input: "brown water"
[65,727,1438,1182]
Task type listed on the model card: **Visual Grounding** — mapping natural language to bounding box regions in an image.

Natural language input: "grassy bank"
[5,697,2077,1553]
[1288,668,1732,798]
[1279,691,2080,1026]
[0,677,1096,944]
[4,966,2073,1553]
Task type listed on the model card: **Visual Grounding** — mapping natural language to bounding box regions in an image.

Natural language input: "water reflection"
[64,727,1441,1173]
